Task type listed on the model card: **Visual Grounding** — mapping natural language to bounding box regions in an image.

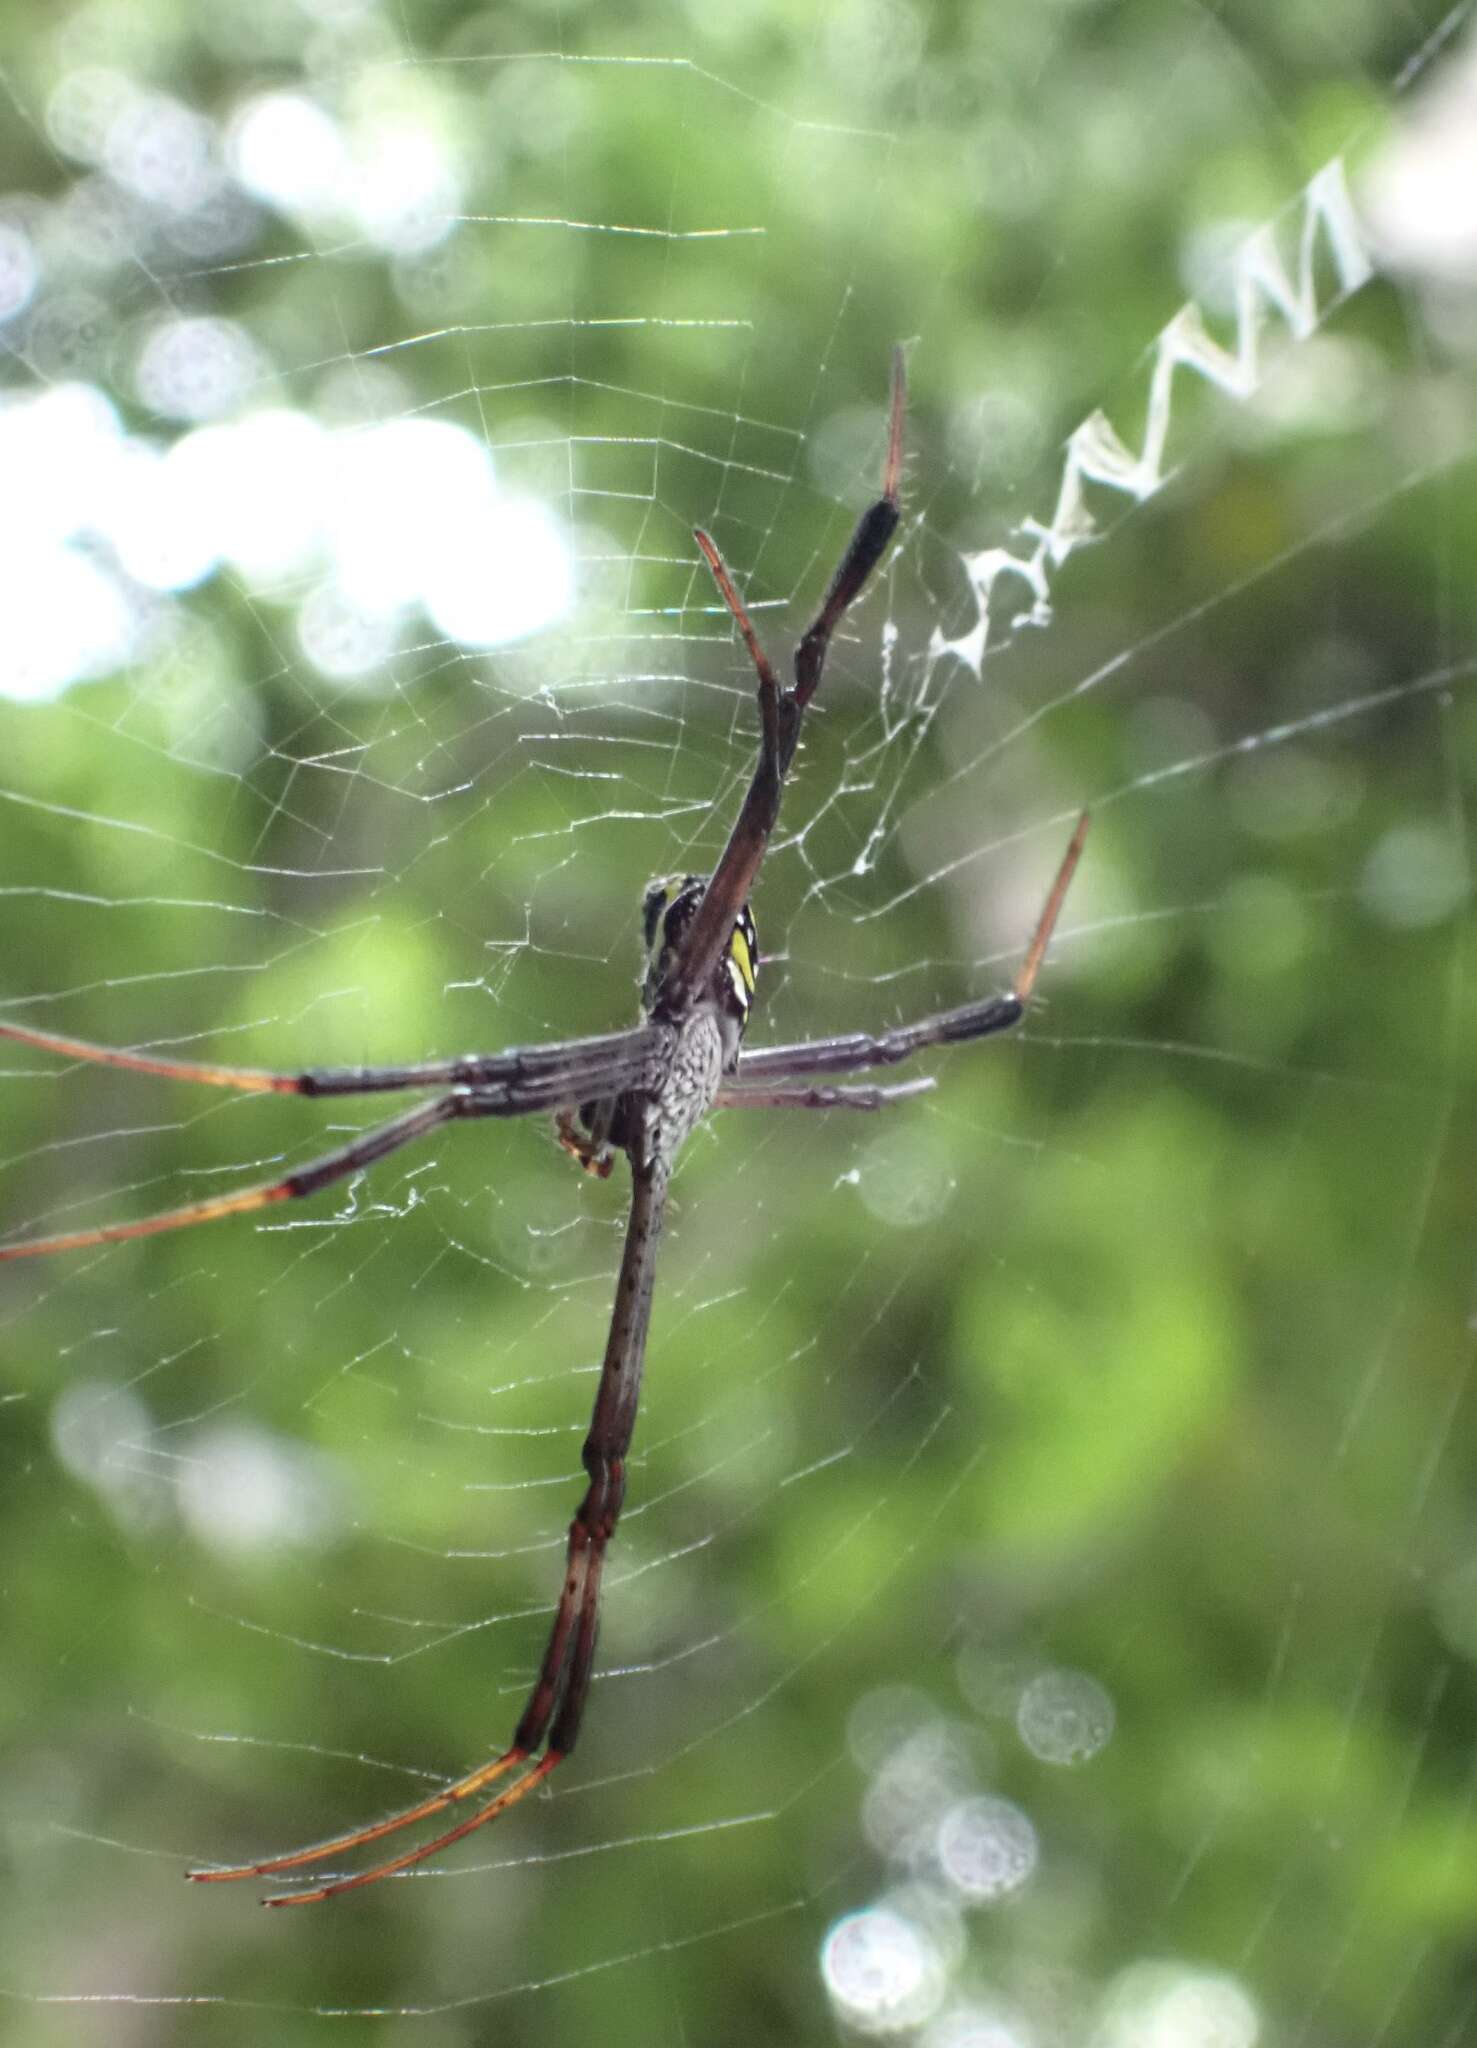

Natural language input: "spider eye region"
[640,876,680,953]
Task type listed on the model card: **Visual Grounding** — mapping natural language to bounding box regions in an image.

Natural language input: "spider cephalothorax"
[641,873,757,1050]
[0,351,1088,1905]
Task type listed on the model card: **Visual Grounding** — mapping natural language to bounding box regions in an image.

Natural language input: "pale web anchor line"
[929,155,1378,680]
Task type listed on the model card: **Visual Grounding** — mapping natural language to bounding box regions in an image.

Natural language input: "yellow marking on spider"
[729,921,755,996]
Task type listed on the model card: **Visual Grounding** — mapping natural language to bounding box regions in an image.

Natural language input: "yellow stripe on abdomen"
[729,919,755,997]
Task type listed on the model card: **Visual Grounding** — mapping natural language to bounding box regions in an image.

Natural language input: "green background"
[1,2,1475,2044]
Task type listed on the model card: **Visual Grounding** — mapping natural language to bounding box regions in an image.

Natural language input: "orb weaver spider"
[0,351,1086,1903]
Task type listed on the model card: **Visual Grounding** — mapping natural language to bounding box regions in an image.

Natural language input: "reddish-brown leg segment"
[187,1158,670,1903]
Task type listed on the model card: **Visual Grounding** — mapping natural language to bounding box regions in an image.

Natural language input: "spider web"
[1,3,1475,2042]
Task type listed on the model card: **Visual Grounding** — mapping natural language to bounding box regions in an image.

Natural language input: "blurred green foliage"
[0,2,1475,2045]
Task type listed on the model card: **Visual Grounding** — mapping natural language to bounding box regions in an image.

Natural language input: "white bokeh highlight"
[175,1422,348,1558]
[0,382,167,695]
[5,64,562,700]
[228,91,350,219]
[1359,822,1469,930]
[822,1905,949,2035]
[0,220,39,322]
[1365,37,1477,283]
[921,2002,1032,2048]
[1093,1963,1260,2048]
[104,91,217,213]
[1016,1666,1116,1767]
[135,316,264,423]
[0,383,574,701]
[935,1795,1039,1904]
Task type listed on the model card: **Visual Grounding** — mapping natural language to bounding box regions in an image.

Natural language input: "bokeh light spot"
[1017,1667,1115,1766]
[935,1795,1039,1903]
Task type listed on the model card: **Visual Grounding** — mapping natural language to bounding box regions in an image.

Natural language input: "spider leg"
[187,1748,540,1890]
[0,1092,465,1260]
[254,1754,565,1907]
[1013,809,1089,1003]
[691,529,783,757]
[553,1078,628,1178]
[792,343,907,709]
[736,812,1088,1086]
[191,1158,671,1903]
[0,1017,668,1100]
[0,1019,299,1095]
[715,1076,936,1111]
[736,998,1025,1085]
[199,1525,597,1901]
[0,1029,670,1260]
[667,351,906,1014]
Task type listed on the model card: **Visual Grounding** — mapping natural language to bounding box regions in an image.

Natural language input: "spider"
[0,351,1086,1905]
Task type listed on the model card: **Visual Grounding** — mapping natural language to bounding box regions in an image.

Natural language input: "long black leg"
[736,813,1088,1086]
[666,351,907,1015]
[715,1077,935,1110]
[735,996,1025,1085]
[792,345,907,708]
[189,1158,672,1904]
[0,1017,668,1102]
[0,1028,673,1261]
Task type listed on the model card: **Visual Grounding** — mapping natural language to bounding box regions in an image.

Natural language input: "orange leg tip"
[279,1749,563,1904]
[187,1861,259,1884]
[554,1112,615,1178]
[1014,810,1091,1003]
[262,1887,319,1911]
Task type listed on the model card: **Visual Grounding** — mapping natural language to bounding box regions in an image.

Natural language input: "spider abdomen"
[640,1009,726,1171]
